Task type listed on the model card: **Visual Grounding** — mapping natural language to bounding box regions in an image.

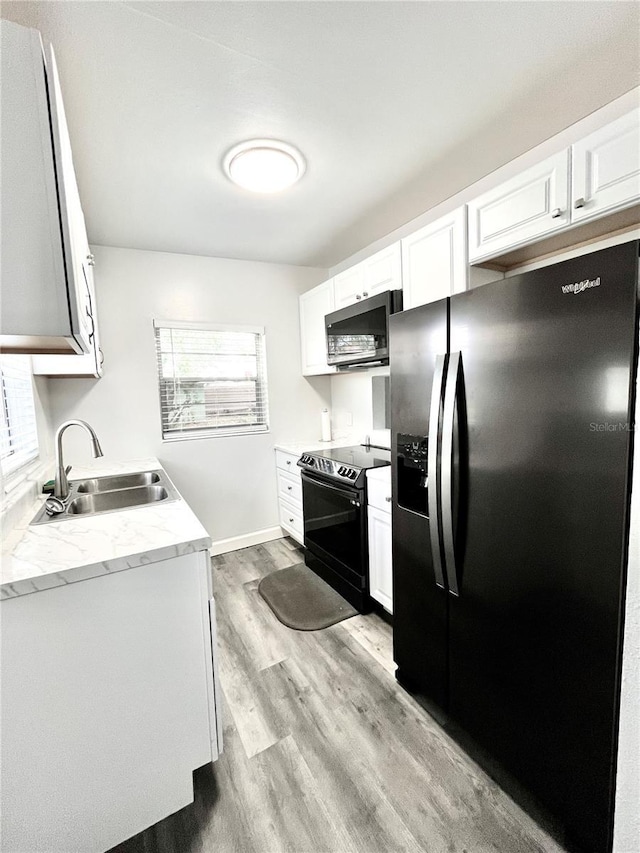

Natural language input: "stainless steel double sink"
[31,470,179,525]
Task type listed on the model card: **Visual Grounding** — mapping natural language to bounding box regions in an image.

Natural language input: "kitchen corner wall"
[44,246,331,544]
[329,367,390,444]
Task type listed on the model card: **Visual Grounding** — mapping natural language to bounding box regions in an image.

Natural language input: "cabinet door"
[368,506,393,613]
[402,208,467,309]
[571,111,640,223]
[299,279,336,376]
[32,253,103,377]
[45,44,92,354]
[0,553,215,853]
[468,151,570,262]
[206,597,223,757]
[363,243,402,298]
[0,21,74,349]
[334,265,366,309]
[279,496,304,544]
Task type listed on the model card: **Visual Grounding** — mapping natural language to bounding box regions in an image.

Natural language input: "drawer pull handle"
[550,208,562,219]
[574,197,586,209]
[286,460,291,465]
[287,486,292,490]
[385,496,392,502]
[289,518,294,523]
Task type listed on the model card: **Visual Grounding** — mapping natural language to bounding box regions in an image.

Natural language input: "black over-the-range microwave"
[325,290,403,369]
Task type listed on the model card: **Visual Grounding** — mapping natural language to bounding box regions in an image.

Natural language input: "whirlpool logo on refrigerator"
[561,276,601,294]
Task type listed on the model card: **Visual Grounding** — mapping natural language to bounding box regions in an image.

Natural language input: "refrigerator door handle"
[442,350,461,596]
[428,353,447,589]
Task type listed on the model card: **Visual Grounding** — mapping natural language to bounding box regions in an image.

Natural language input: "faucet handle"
[65,465,72,475]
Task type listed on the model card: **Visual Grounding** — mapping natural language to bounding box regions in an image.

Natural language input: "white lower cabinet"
[275,449,304,544]
[401,207,467,309]
[367,467,392,614]
[0,550,222,853]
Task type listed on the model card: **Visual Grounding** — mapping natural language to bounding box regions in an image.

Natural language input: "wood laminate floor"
[111,539,565,853]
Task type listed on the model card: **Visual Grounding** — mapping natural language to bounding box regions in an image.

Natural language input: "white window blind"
[0,355,39,478]
[154,321,270,440]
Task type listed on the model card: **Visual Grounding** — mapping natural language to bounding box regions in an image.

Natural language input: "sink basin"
[30,470,179,525]
[67,485,169,515]
[76,472,160,493]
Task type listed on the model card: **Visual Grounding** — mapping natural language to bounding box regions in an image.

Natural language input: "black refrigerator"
[390,240,638,853]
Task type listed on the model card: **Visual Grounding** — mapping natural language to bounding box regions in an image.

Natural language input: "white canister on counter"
[321,408,332,442]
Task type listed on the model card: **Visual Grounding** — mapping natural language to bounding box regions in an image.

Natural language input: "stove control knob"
[349,470,357,479]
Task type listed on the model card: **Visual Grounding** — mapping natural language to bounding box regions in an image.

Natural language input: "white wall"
[45,246,330,544]
[327,88,640,278]
[330,366,390,447]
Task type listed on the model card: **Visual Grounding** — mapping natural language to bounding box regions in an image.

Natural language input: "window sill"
[162,428,270,443]
[1,457,52,539]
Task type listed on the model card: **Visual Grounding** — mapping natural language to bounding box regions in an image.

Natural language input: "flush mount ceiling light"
[223,139,306,193]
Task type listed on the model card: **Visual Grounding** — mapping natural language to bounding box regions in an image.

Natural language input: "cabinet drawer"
[367,468,392,513]
[275,449,301,476]
[277,470,302,507]
[279,498,304,543]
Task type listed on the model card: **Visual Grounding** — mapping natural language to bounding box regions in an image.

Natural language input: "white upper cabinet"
[33,159,103,377]
[334,242,402,309]
[571,111,640,223]
[299,278,336,376]
[468,151,570,262]
[0,21,94,356]
[32,259,103,378]
[362,242,402,298]
[333,265,365,309]
[401,208,467,310]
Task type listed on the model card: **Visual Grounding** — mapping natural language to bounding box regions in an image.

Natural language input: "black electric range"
[297,444,391,611]
[297,444,391,489]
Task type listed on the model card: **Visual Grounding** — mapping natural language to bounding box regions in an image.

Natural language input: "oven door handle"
[301,471,361,504]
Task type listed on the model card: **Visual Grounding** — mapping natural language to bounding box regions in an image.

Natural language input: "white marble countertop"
[274,429,391,457]
[1,457,211,600]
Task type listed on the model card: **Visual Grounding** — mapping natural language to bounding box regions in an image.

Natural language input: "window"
[154,321,270,440]
[0,356,39,478]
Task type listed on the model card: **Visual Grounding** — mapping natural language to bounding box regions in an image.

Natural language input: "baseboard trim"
[209,526,285,556]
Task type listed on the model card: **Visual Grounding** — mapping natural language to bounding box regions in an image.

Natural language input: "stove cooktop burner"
[297,444,391,488]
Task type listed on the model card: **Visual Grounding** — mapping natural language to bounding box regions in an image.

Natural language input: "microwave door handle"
[441,351,461,596]
[428,354,447,590]
[302,472,360,504]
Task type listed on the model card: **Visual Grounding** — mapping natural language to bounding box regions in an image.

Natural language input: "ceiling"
[2,1,639,268]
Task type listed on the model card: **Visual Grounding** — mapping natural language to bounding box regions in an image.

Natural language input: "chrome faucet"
[54,420,104,499]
